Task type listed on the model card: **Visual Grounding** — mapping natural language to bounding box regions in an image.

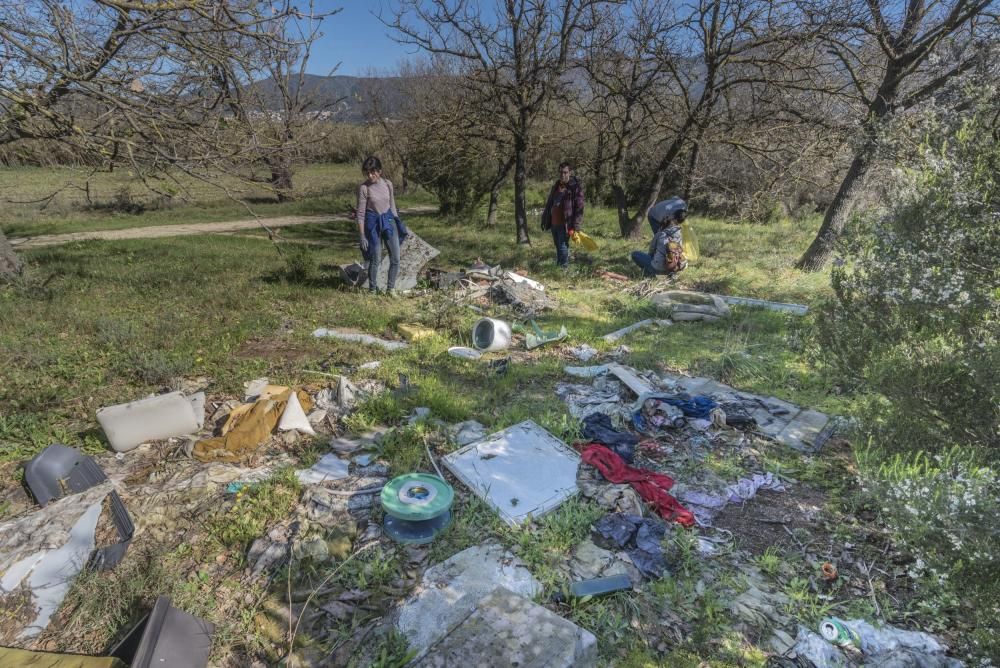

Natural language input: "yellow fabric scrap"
[193,388,314,463]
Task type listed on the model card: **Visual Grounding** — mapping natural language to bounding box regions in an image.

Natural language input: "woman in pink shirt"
[356,156,401,294]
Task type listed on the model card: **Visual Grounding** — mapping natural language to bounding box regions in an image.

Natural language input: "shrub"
[819,92,1000,461]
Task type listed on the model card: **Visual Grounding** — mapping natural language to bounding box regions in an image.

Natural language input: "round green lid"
[381,473,454,521]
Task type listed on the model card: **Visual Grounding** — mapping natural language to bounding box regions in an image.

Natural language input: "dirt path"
[9,206,437,249]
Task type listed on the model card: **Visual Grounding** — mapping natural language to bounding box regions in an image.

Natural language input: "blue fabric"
[552,223,569,267]
[647,211,659,235]
[363,210,400,292]
[631,250,661,277]
[656,395,718,419]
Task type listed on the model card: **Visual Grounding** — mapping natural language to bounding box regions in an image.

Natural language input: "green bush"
[819,93,1000,461]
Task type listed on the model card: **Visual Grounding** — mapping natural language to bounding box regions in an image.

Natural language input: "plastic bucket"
[472,318,512,352]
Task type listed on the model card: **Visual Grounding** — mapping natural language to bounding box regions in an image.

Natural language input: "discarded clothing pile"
[592,513,670,579]
[582,413,638,463]
[580,444,694,527]
[680,472,787,526]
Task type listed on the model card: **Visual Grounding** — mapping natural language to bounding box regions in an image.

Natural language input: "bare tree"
[386,0,614,244]
[611,0,825,237]
[796,0,998,271]
[579,0,676,237]
[0,0,331,274]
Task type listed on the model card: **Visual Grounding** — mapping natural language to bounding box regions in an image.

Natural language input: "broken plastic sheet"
[569,344,599,362]
[792,620,961,668]
[0,482,113,639]
[193,388,314,463]
[296,453,350,485]
[524,320,568,350]
[602,318,672,343]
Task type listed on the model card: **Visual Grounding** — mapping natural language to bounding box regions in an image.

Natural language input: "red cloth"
[581,443,695,527]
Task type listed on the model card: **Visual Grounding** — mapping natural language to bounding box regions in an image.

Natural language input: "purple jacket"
[542,177,585,231]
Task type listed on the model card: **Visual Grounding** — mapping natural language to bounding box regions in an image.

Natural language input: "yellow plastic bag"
[680,221,699,263]
[570,230,599,252]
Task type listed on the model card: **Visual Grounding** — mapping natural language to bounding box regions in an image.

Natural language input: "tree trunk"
[269,156,294,203]
[513,137,530,245]
[486,155,515,227]
[629,135,687,232]
[400,156,409,194]
[683,135,703,202]
[795,151,872,271]
[613,185,641,239]
[0,228,22,276]
[592,131,607,203]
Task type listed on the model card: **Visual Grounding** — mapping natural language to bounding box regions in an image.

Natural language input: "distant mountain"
[248,73,405,122]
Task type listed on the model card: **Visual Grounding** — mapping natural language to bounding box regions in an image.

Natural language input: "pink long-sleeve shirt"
[356,178,398,227]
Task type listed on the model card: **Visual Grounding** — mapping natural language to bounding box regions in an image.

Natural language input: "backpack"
[665,240,687,273]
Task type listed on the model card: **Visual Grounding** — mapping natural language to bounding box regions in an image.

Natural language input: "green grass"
[0,164,856,664]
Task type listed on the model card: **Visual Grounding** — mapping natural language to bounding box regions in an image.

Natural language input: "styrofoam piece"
[472,318,512,352]
[97,391,202,453]
[312,328,409,351]
[278,392,317,436]
[716,295,808,315]
[503,271,545,292]
[244,377,269,401]
[442,420,579,526]
[295,453,349,485]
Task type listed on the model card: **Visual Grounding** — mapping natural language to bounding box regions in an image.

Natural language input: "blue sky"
[307,2,415,76]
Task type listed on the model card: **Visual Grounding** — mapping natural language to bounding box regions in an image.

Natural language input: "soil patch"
[713,486,827,555]
[236,337,321,366]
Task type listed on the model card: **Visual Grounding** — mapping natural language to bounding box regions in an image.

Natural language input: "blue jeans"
[366,224,400,292]
[551,225,570,267]
[631,250,664,277]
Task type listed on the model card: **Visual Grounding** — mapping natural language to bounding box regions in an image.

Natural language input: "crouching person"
[631,204,687,277]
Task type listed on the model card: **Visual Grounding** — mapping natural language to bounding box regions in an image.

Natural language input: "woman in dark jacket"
[541,162,585,268]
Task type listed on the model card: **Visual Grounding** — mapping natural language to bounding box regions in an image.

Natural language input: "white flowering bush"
[821,89,1000,660]
[819,90,1000,460]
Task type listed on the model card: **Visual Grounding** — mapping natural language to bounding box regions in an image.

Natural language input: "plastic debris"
[715,294,808,315]
[448,346,483,360]
[568,344,599,362]
[97,391,204,453]
[524,320,568,349]
[312,327,409,350]
[398,323,436,341]
[443,420,579,526]
[602,318,672,343]
[296,453,350,485]
[277,392,317,436]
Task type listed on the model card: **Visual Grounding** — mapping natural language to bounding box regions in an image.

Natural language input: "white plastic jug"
[472,318,512,352]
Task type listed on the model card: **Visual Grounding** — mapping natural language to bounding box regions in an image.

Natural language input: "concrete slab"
[442,420,579,526]
[675,375,712,395]
[414,587,597,668]
[396,544,541,653]
[775,409,830,453]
